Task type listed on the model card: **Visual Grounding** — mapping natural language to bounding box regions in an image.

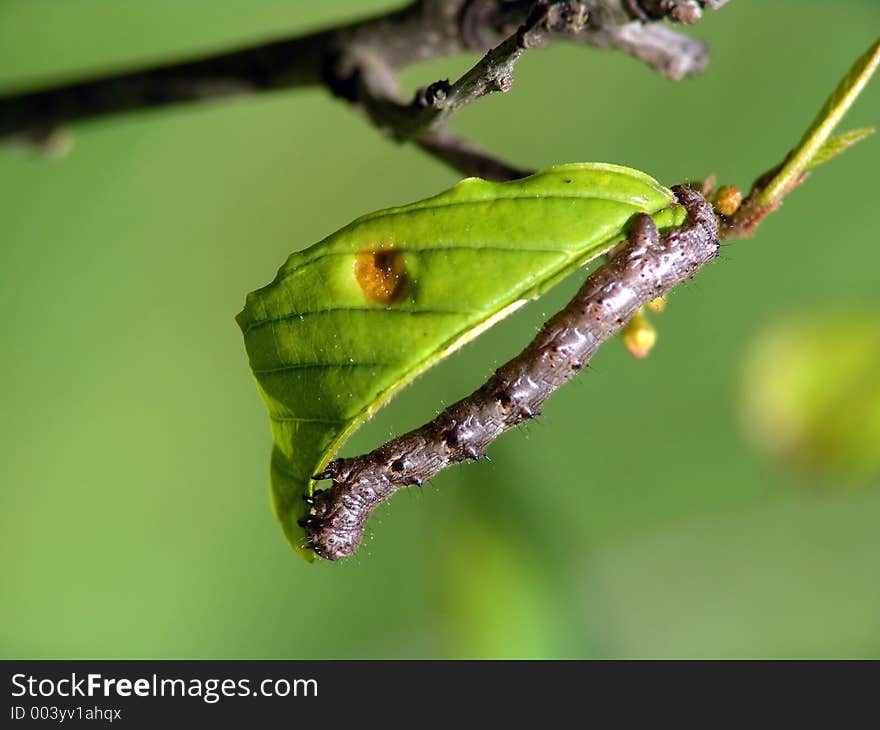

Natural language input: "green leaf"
[804,127,875,171]
[236,163,685,559]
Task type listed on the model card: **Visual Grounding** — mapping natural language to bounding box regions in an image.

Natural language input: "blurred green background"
[1,0,878,659]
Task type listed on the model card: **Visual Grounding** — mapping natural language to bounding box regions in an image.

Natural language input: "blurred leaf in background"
[1,0,879,659]
[742,312,880,481]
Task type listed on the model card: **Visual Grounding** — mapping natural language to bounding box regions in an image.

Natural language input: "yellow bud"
[646,296,667,313]
[713,185,743,217]
[621,309,657,359]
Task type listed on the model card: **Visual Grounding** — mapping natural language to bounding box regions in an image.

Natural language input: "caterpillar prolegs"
[305,186,720,560]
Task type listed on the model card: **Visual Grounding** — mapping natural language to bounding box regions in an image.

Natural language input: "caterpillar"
[237,163,691,560]
[304,185,719,560]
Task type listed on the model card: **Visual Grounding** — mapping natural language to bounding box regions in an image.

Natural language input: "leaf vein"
[252,361,391,375]
[243,305,475,334]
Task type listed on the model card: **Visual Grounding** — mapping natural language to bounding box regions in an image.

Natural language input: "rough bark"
[0,0,726,179]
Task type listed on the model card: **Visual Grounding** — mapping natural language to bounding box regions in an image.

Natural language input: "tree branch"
[416,129,532,181]
[366,0,591,141]
[0,0,725,179]
[305,185,719,560]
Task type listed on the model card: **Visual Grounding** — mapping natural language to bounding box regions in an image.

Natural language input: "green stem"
[755,38,880,209]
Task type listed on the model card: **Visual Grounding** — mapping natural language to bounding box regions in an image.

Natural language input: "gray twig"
[416,129,532,181]
[1,0,725,179]
[305,185,720,560]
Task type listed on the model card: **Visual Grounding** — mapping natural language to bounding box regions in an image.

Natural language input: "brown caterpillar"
[304,185,719,560]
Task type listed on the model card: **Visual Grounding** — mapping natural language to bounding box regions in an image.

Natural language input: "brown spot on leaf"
[355,248,409,303]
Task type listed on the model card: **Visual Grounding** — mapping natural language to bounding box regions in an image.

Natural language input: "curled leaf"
[237,163,685,558]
